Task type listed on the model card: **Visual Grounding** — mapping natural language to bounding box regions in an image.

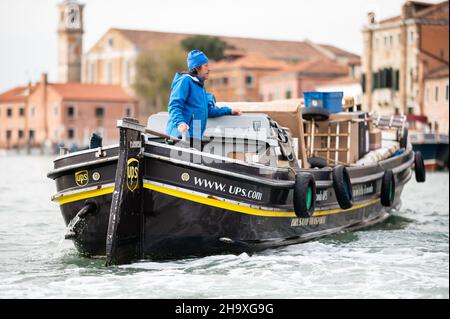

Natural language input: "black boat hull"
[51,145,414,259]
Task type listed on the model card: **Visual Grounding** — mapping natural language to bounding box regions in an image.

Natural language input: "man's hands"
[232,108,242,115]
[177,123,189,133]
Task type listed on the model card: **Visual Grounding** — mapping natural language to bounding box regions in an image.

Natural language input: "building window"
[29,130,35,141]
[19,107,25,117]
[389,35,393,46]
[18,130,24,139]
[68,128,75,139]
[245,75,253,87]
[108,37,114,48]
[407,107,414,114]
[6,130,12,140]
[7,108,12,117]
[67,106,75,118]
[107,62,113,84]
[384,36,388,47]
[89,63,95,83]
[125,60,131,86]
[95,107,105,118]
[446,85,449,101]
[410,31,414,43]
[435,86,439,102]
[285,90,292,99]
[222,77,228,86]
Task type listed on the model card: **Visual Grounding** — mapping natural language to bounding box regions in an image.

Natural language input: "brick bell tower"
[57,0,84,83]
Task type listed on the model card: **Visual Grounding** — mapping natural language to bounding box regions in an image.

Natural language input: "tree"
[133,44,186,114]
[181,35,232,61]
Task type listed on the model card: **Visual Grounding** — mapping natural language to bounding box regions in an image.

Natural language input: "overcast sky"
[0,0,441,92]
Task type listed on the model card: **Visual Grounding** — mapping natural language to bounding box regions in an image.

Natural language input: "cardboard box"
[369,129,382,150]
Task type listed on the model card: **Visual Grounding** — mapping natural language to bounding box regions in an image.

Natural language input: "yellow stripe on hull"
[53,182,380,218]
[53,186,114,205]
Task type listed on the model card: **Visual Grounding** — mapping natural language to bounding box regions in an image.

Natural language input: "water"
[0,155,448,299]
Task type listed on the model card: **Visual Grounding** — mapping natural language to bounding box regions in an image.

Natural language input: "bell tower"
[57,0,84,83]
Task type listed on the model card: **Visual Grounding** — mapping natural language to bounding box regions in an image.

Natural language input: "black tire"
[399,128,408,149]
[414,151,426,182]
[308,156,328,168]
[332,165,353,209]
[293,173,316,218]
[302,107,330,122]
[381,169,396,207]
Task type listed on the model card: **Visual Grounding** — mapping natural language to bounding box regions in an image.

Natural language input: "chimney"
[401,1,414,19]
[367,12,376,25]
[40,73,48,86]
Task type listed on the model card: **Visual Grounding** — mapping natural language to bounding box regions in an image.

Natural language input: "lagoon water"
[0,155,448,299]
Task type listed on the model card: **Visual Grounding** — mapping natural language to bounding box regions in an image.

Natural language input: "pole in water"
[105,118,145,266]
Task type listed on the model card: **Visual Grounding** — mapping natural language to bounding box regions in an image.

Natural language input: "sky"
[0,0,441,93]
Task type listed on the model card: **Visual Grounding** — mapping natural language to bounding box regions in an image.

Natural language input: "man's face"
[197,63,210,80]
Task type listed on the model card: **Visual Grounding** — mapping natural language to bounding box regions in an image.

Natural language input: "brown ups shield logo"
[75,170,89,187]
[126,158,139,192]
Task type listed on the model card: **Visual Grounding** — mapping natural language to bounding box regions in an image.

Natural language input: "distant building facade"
[362,1,449,115]
[0,73,137,149]
[423,66,449,133]
[82,28,360,117]
[259,59,350,102]
[208,53,289,102]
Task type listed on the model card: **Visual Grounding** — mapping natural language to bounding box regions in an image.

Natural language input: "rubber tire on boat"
[293,173,316,218]
[308,156,328,169]
[302,107,330,122]
[332,165,353,210]
[381,169,396,207]
[414,151,426,183]
[399,128,408,149]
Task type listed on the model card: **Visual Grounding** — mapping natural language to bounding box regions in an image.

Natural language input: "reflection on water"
[0,155,448,298]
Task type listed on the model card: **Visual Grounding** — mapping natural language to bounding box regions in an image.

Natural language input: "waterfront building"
[361,1,449,118]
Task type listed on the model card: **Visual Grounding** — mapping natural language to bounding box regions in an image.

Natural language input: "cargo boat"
[47,101,426,265]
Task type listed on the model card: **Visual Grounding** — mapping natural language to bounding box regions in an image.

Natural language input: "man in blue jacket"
[166,50,241,139]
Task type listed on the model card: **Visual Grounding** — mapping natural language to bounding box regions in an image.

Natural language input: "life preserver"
[332,165,353,209]
[414,151,426,182]
[381,169,395,207]
[293,173,316,218]
[302,107,330,122]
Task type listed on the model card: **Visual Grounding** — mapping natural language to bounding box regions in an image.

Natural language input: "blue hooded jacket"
[166,73,232,139]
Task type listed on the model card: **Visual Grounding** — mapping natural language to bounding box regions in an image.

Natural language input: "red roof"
[283,58,349,75]
[210,53,289,71]
[0,85,36,103]
[48,83,136,102]
[111,28,358,64]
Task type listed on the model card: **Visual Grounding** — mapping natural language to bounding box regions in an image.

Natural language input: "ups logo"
[127,158,139,192]
[75,170,89,187]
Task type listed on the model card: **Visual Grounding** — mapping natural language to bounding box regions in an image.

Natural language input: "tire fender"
[414,151,426,183]
[293,173,316,218]
[332,165,353,209]
[381,169,395,207]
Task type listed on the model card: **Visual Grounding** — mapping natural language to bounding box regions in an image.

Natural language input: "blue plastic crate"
[304,91,343,113]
